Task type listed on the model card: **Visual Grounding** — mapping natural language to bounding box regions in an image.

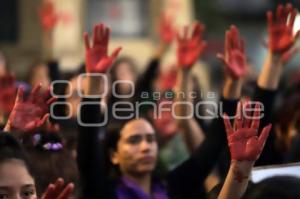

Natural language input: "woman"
[0,132,74,199]
[78,22,271,199]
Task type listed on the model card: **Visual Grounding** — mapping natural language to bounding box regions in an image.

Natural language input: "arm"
[77,23,121,199]
[167,25,246,198]
[175,22,207,151]
[218,102,272,199]
[254,3,300,165]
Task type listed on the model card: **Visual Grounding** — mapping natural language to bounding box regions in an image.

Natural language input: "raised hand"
[38,0,58,32]
[176,22,207,68]
[84,23,122,73]
[223,101,272,161]
[0,74,17,114]
[42,178,74,199]
[217,25,247,79]
[267,3,300,61]
[159,13,176,44]
[4,84,56,133]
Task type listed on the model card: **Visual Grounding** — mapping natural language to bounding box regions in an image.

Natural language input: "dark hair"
[0,132,34,177]
[244,176,300,199]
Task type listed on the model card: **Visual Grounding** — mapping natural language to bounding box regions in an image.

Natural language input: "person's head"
[110,57,138,95]
[107,118,158,178]
[0,132,37,199]
[245,176,300,199]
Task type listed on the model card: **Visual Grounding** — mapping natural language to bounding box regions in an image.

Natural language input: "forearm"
[176,69,205,152]
[258,52,283,90]
[223,77,243,100]
[218,161,253,199]
[179,118,205,153]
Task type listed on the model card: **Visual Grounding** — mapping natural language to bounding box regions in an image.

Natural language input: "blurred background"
[0,0,300,81]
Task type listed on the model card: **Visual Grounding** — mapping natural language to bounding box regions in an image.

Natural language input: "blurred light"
[293,14,300,35]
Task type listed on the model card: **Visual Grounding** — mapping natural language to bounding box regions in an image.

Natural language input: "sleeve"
[253,86,282,166]
[77,98,112,199]
[166,98,238,199]
[135,58,160,99]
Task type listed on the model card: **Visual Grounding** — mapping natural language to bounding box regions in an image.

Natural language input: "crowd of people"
[0,2,300,199]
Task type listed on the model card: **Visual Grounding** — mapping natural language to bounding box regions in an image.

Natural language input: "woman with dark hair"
[77,23,272,199]
[0,132,37,199]
[0,132,74,199]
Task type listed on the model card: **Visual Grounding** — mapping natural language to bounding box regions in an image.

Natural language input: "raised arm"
[77,23,121,199]
[175,22,207,152]
[258,3,299,90]
[167,26,247,199]
[218,101,272,199]
[217,25,247,100]
[254,3,300,165]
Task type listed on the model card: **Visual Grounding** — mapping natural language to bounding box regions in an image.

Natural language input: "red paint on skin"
[84,23,122,73]
[177,23,207,68]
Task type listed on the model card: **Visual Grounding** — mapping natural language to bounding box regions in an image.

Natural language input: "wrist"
[223,77,243,100]
[258,51,283,90]
[230,160,254,183]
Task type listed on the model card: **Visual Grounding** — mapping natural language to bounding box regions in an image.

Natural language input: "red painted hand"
[223,101,272,161]
[176,22,207,68]
[5,84,56,133]
[38,0,58,32]
[84,23,122,73]
[267,3,300,61]
[159,14,176,44]
[0,74,17,114]
[217,25,247,79]
[42,178,74,199]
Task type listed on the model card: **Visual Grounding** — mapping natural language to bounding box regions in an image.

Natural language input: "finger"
[251,102,261,130]
[234,101,243,130]
[192,22,204,39]
[92,25,98,45]
[230,25,239,49]
[37,114,50,128]
[282,3,292,23]
[51,178,65,196]
[183,26,189,39]
[281,47,299,63]
[225,30,231,57]
[42,184,55,199]
[47,97,57,105]
[243,99,252,128]
[276,4,284,22]
[223,113,234,137]
[83,32,90,50]
[104,27,110,48]
[288,9,297,29]
[57,183,74,199]
[267,11,273,31]
[15,86,24,104]
[98,23,104,43]
[110,47,122,60]
[258,124,272,149]
[29,84,42,102]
